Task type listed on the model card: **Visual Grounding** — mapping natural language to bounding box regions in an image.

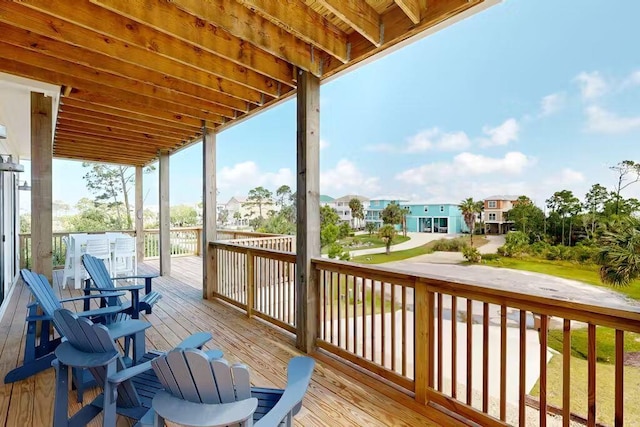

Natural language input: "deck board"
[0,257,439,427]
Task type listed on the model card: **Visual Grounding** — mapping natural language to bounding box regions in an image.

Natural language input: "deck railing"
[210,243,640,427]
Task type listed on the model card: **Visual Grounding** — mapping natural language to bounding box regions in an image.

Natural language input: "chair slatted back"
[20,269,63,317]
[85,238,111,259]
[54,309,142,408]
[152,349,251,405]
[83,254,123,304]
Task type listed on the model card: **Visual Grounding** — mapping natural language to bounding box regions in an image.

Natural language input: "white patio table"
[66,232,133,289]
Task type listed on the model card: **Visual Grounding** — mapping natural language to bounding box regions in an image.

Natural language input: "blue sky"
[28,0,640,212]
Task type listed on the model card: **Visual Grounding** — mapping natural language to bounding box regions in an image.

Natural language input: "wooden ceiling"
[0,0,493,166]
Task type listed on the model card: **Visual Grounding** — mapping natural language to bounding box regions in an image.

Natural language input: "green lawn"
[530,355,640,426]
[547,326,640,364]
[321,234,410,254]
[480,256,640,300]
[351,236,488,265]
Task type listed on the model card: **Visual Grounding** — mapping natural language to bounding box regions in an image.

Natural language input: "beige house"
[225,196,278,226]
[483,195,520,234]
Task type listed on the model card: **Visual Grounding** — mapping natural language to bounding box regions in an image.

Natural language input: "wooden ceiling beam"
[0,23,259,110]
[60,98,214,129]
[53,153,143,166]
[54,136,178,154]
[58,111,190,139]
[3,1,283,98]
[59,106,197,136]
[54,142,160,158]
[394,0,421,24]
[316,0,382,47]
[0,42,240,118]
[56,120,184,144]
[94,0,322,76]
[235,0,348,63]
[55,127,180,147]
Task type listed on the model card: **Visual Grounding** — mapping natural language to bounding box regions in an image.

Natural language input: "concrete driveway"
[348,232,455,257]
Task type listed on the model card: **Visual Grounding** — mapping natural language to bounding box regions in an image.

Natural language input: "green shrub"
[431,237,468,252]
[462,246,481,263]
[328,242,350,260]
[529,241,551,256]
[481,253,501,261]
[502,231,529,257]
[338,222,352,239]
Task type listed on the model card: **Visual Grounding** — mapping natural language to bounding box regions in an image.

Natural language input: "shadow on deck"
[0,256,439,426]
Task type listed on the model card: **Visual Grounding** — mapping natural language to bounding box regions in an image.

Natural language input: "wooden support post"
[158,150,170,276]
[31,92,53,282]
[135,166,144,262]
[414,282,433,404]
[295,70,321,353]
[202,129,217,299]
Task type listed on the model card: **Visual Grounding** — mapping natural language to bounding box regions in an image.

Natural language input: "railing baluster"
[562,319,571,427]
[588,324,596,427]
[519,310,526,427]
[362,276,367,359]
[337,273,342,348]
[615,329,624,427]
[482,302,489,413]
[539,314,548,427]
[466,298,473,406]
[322,270,327,341]
[402,286,407,377]
[371,278,375,364]
[381,281,386,369]
[330,271,335,344]
[437,293,443,391]
[500,304,507,421]
[452,296,458,399]
[391,283,397,373]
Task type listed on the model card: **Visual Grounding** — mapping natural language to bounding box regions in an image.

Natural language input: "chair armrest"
[107,360,153,385]
[60,292,125,303]
[254,357,315,427]
[76,304,126,319]
[110,274,158,281]
[25,313,53,322]
[112,284,145,291]
[175,332,213,350]
[152,391,257,427]
[55,341,120,369]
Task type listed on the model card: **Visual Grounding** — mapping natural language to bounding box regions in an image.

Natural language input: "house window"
[488,213,497,221]
[488,201,497,208]
[440,205,444,212]
[424,206,429,212]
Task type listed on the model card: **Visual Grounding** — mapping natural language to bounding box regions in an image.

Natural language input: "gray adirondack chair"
[4,269,133,384]
[151,349,315,427]
[82,253,161,319]
[52,308,219,427]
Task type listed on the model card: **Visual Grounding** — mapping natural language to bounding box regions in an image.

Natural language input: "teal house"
[365,200,467,234]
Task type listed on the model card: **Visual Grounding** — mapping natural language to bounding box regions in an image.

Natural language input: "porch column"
[295,70,321,353]
[135,166,144,261]
[202,129,217,299]
[158,150,170,275]
[30,92,53,281]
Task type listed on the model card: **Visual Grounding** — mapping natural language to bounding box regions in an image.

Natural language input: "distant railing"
[143,227,202,259]
[209,245,640,426]
[210,241,297,333]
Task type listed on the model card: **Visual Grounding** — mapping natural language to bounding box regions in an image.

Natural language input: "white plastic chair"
[84,238,112,276]
[113,237,136,278]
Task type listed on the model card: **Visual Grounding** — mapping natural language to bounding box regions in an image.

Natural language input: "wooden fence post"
[246,250,254,318]
[414,280,434,405]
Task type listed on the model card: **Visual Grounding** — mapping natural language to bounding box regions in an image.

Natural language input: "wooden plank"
[159,150,171,276]
[235,0,349,62]
[203,130,217,299]
[466,298,472,405]
[295,70,321,353]
[539,314,548,427]
[0,22,258,110]
[126,0,321,75]
[482,302,489,413]
[500,304,507,421]
[317,0,381,46]
[394,0,421,24]
[614,329,624,427]
[31,92,53,282]
[519,310,526,427]
[7,1,286,97]
[451,296,457,399]
[562,319,571,427]
[414,284,430,404]
[56,120,181,144]
[54,134,173,152]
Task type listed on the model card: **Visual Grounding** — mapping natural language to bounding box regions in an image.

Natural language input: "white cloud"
[320,139,330,150]
[405,128,471,152]
[540,92,566,116]
[575,71,608,99]
[622,70,640,88]
[545,168,585,186]
[321,159,380,195]
[585,105,640,133]
[395,151,534,185]
[218,161,294,197]
[364,143,396,153]
[480,118,520,147]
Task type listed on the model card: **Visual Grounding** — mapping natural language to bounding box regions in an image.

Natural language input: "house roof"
[333,194,370,202]
[0,0,498,166]
[484,195,521,201]
[319,195,335,203]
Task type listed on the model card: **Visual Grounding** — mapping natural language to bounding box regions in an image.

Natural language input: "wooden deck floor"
[0,256,441,427]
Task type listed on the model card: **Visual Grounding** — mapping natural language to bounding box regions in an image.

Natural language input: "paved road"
[347,232,455,257]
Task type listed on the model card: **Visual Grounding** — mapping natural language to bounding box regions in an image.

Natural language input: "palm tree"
[378,224,397,255]
[597,218,640,286]
[459,198,483,245]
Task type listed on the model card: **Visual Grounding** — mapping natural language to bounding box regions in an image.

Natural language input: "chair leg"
[53,360,69,427]
[153,412,165,427]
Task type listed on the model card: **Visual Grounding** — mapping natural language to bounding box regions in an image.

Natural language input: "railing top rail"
[19,226,203,238]
[311,257,640,329]
[210,241,296,263]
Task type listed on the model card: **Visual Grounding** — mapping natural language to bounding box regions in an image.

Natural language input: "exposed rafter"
[394,0,421,24]
[316,0,382,47]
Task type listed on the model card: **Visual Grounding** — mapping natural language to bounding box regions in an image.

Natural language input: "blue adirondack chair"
[151,349,315,427]
[4,269,137,384]
[82,253,161,319]
[52,308,219,427]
